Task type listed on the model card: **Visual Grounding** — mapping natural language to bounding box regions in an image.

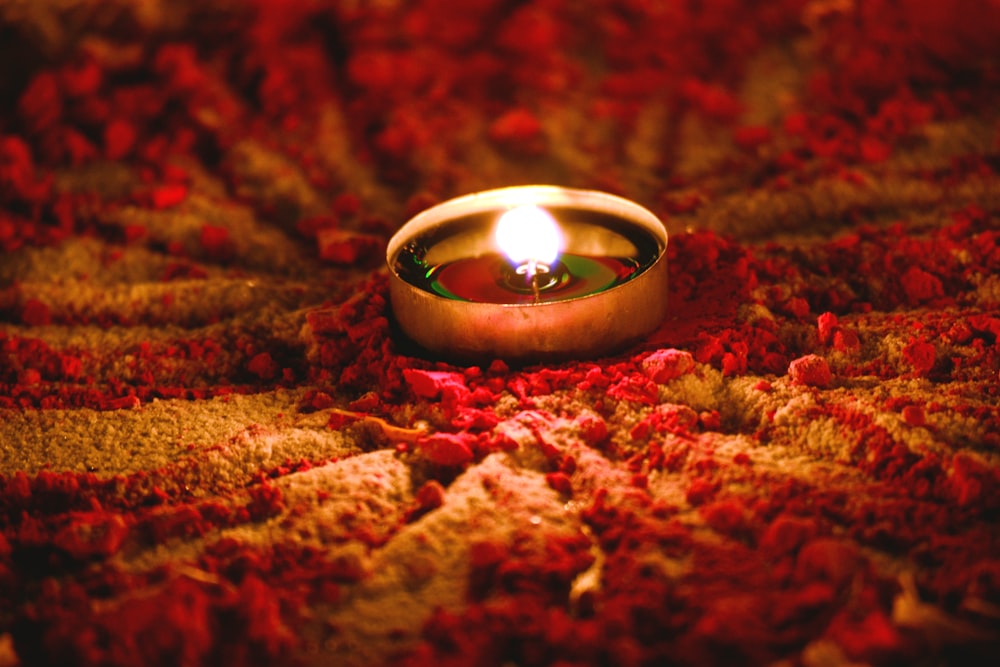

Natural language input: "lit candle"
[387,185,669,361]
[495,204,562,299]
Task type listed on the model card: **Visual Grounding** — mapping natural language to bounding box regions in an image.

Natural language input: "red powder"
[545,472,573,495]
[685,478,718,506]
[825,609,902,662]
[859,135,892,163]
[817,312,838,345]
[149,183,188,209]
[788,354,832,387]
[795,538,860,589]
[700,500,747,536]
[199,225,232,259]
[18,368,42,385]
[59,58,102,97]
[408,480,446,521]
[901,405,925,426]
[416,433,475,466]
[488,108,544,150]
[899,266,944,305]
[403,369,468,401]
[103,118,137,160]
[734,125,772,151]
[18,72,62,132]
[247,352,280,380]
[641,348,695,383]
[833,329,861,353]
[575,413,609,445]
[760,515,818,555]
[20,299,51,326]
[468,540,507,570]
[316,228,382,265]
[902,339,936,375]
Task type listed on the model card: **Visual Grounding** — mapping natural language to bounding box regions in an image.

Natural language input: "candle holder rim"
[386,184,669,306]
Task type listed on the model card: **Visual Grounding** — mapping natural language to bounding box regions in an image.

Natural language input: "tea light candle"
[387,185,668,361]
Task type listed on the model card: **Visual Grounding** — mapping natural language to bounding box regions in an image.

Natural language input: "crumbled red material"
[416,432,475,466]
[103,118,137,160]
[247,352,280,380]
[409,480,446,520]
[900,266,945,305]
[199,225,233,260]
[149,183,188,209]
[403,369,468,401]
[902,338,937,375]
[816,312,838,345]
[826,608,902,662]
[901,405,925,426]
[545,472,573,495]
[574,413,608,446]
[641,348,695,383]
[19,299,51,326]
[832,329,861,354]
[788,354,833,387]
[734,125,772,151]
[488,108,544,148]
[316,228,382,265]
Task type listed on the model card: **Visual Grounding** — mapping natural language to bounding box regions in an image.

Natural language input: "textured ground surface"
[2,1,1000,666]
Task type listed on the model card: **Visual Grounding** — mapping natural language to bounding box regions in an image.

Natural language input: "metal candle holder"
[386,185,668,362]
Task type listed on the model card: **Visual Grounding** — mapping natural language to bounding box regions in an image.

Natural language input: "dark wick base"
[500,261,571,300]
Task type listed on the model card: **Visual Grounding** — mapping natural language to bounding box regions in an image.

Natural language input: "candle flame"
[495,205,562,276]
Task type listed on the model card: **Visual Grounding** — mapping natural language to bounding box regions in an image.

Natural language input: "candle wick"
[524,259,541,303]
[513,258,552,302]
